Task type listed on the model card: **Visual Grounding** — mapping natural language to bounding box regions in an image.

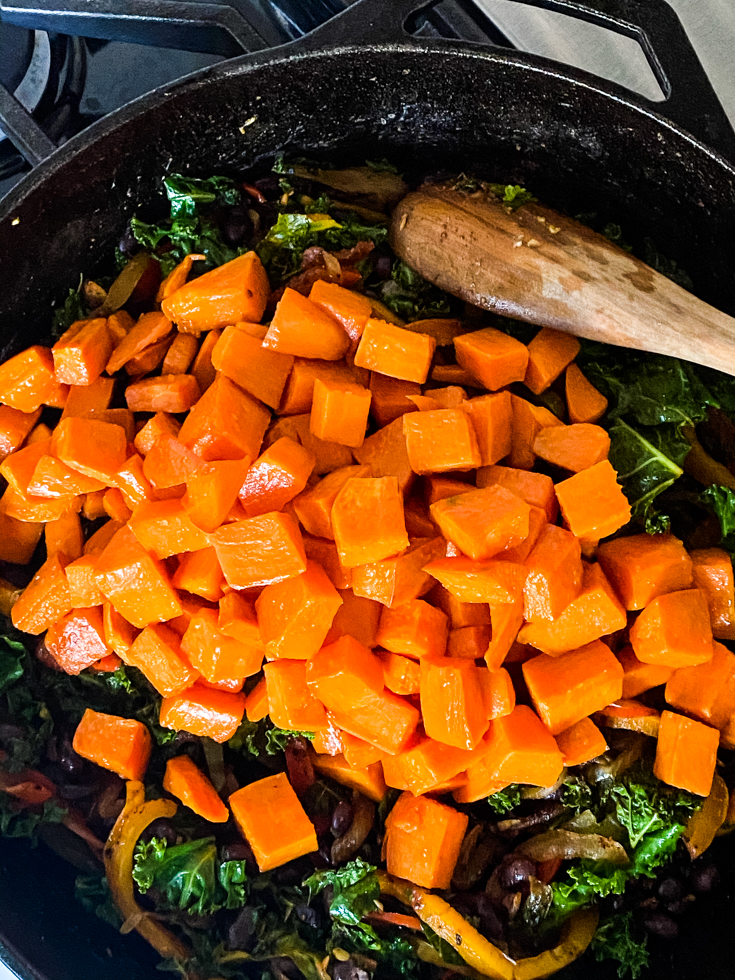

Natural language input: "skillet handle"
[294,0,735,161]
[510,0,735,161]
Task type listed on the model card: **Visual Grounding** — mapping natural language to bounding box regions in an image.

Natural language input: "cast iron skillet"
[1,1,735,977]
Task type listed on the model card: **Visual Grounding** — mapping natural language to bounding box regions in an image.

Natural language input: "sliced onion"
[518,829,630,865]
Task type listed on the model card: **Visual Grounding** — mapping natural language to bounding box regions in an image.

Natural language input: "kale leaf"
[701,484,735,548]
[305,857,380,926]
[560,777,593,813]
[52,281,88,337]
[591,911,649,979]
[609,776,698,848]
[489,183,537,210]
[75,871,122,929]
[373,259,453,322]
[230,719,314,757]
[0,635,26,695]
[130,173,245,276]
[487,784,523,814]
[256,209,387,285]
[133,836,247,915]
[264,727,315,755]
[330,924,419,977]
[607,418,690,523]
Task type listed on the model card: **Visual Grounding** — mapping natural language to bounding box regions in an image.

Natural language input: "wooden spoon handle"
[389,182,735,375]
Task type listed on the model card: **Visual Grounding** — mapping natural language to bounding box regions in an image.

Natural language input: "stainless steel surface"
[477,0,735,124]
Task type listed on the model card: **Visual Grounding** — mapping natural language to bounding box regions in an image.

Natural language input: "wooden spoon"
[389,181,735,374]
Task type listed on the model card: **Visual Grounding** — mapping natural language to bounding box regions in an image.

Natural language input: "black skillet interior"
[1,0,735,977]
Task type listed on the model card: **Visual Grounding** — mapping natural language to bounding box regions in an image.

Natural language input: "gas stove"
[0,0,734,202]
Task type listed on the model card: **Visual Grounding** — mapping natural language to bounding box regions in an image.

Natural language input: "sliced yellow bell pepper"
[104,780,190,962]
[378,872,599,980]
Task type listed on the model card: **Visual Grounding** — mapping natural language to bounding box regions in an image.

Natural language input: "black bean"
[331,800,354,838]
[689,862,720,894]
[58,736,86,776]
[318,840,333,866]
[222,841,254,863]
[499,856,536,890]
[295,904,323,929]
[222,205,253,247]
[374,254,392,280]
[118,225,138,257]
[643,912,679,939]
[57,782,97,800]
[143,818,177,846]
[665,900,687,917]
[658,877,683,902]
[227,905,258,951]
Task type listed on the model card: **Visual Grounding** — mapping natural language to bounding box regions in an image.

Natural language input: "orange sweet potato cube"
[11,553,72,634]
[160,683,247,742]
[477,464,558,522]
[45,607,110,674]
[629,589,714,668]
[238,437,315,519]
[52,416,128,484]
[522,639,624,735]
[73,708,151,781]
[95,525,182,628]
[178,375,270,462]
[376,599,449,659]
[128,498,209,559]
[125,623,199,697]
[353,416,414,495]
[555,716,608,767]
[420,657,488,750]
[597,533,693,611]
[279,357,359,415]
[173,547,226,602]
[431,486,531,561]
[182,457,251,533]
[424,556,526,605]
[331,476,409,568]
[654,710,718,797]
[463,391,513,466]
[211,511,306,589]
[368,372,420,426]
[508,395,564,470]
[0,509,43,564]
[263,288,349,360]
[690,547,735,640]
[133,412,181,456]
[350,536,445,608]
[524,327,581,395]
[454,326,529,390]
[0,346,60,413]
[229,772,318,871]
[52,317,113,386]
[309,279,373,342]
[263,660,327,731]
[384,792,468,888]
[181,607,263,683]
[256,560,343,659]
[403,408,481,474]
[454,705,564,803]
[354,318,436,384]
[310,377,372,448]
[555,460,631,540]
[211,322,294,410]
[518,561,626,656]
[0,405,41,460]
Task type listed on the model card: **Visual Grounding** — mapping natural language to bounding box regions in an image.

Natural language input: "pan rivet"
[11,218,20,226]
